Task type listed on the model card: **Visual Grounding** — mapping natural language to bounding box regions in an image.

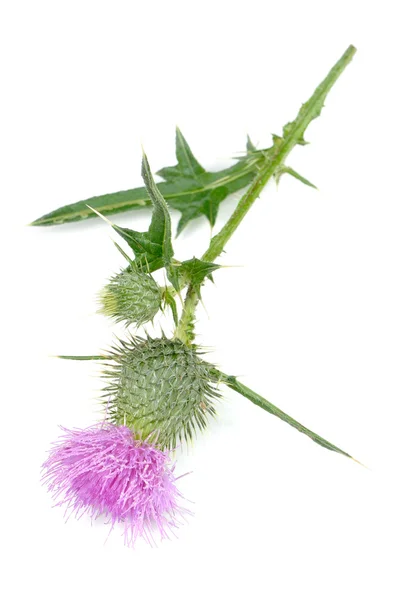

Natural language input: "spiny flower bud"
[42,424,186,546]
[104,335,220,450]
[99,267,162,327]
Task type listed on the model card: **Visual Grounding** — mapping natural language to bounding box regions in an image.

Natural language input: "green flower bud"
[103,336,220,449]
[99,267,162,327]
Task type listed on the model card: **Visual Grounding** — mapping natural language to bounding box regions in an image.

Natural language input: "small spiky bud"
[103,335,220,449]
[99,267,162,327]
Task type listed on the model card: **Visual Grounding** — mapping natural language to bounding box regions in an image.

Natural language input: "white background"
[1,1,399,598]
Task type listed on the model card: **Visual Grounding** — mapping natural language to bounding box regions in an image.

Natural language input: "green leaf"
[112,153,175,275]
[31,46,355,232]
[30,129,264,232]
[177,257,220,294]
[30,189,152,226]
[220,373,356,461]
[157,127,206,181]
[157,127,263,235]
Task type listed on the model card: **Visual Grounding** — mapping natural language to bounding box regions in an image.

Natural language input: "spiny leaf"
[221,373,355,460]
[31,189,152,226]
[157,127,205,181]
[176,258,220,294]
[30,130,265,232]
[157,128,265,235]
[31,44,354,230]
[113,154,175,275]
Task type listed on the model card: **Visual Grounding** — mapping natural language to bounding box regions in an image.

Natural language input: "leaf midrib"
[83,161,260,214]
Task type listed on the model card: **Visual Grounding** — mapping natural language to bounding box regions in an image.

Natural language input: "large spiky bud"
[99,267,162,327]
[103,335,220,449]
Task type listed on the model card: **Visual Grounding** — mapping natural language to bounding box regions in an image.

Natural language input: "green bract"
[99,267,162,327]
[103,336,220,450]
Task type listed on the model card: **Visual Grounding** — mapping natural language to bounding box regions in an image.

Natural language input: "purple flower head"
[42,424,187,546]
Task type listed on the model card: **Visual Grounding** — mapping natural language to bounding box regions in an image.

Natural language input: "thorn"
[53,354,94,360]
[86,205,114,226]
[219,264,244,269]
[113,241,134,264]
[351,456,371,470]
[199,297,210,319]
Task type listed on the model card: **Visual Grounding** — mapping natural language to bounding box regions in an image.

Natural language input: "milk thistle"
[38,45,360,546]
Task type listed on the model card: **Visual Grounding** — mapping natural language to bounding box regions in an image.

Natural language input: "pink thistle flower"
[42,424,187,546]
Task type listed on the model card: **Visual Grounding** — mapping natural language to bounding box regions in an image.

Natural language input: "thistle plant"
[38,45,359,546]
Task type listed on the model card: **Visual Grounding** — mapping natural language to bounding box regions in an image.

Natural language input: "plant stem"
[174,283,197,344]
[202,45,356,263]
[217,371,355,460]
[175,45,356,343]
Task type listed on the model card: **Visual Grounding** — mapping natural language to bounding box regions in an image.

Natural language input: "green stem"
[203,45,356,263]
[174,283,197,344]
[218,371,356,460]
[175,45,356,343]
